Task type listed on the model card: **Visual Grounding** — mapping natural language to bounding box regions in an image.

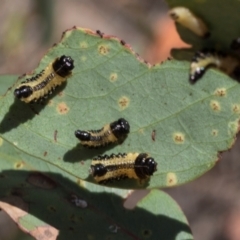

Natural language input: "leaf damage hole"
[98,44,109,55]
[79,41,88,49]
[166,172,177,186]
[141,229,152,238]
[0,137,3,146]
[118,96,130,110]
[211,129,218,136]
[232,104,240,113]
[14,161,25,169]
[109,73,118,82]
[57,102,69,114]
[214,88,226,97]
[210,100,221,111]
[173,132,185,144]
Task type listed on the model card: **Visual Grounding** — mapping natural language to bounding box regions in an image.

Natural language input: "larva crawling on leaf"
[90,153,157,184]
[169,7,210,38]
[75,118,130,148]
[190,50,240,83]
[14,55,74,103]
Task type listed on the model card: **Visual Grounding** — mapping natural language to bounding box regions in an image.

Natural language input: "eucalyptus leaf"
[0,28,240,190]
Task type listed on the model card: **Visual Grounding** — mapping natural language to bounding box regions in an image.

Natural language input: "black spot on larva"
[14,85,33,99]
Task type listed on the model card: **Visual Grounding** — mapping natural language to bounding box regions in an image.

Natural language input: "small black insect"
[96,30,104,38]
[120,40,126,45]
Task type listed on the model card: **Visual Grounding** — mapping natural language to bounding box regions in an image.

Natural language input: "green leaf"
[137,190,193,240]
[166,0,240,60]
[0,75,17,96]
[0,169,192,239]
[0,28,240,190]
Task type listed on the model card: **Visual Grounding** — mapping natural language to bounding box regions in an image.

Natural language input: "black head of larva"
[189,69,205,84]
[75,130,91,141]
[134,153,157,179]
[14,85,33,99]
[53,55,74,77]
[189,53,206,84]
[169,12,178,20]
[110,118,130,139]
[91,163,107,177]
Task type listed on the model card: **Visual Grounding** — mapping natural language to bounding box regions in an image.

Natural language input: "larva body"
[14,55,74,103]
[190,50,240,83]
[90,153,157,183]
[169,7,209,38]
[75,118,130,148]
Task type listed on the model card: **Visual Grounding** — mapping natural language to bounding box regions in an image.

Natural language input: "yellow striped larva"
[90,153,157,184]
[14,55,74,103]
[169,7,210,38]
[75,118,130,148]
[190,50,240,83]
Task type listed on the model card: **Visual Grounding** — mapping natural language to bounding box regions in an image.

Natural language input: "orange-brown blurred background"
[1,1,240,240]
[0,0,187,75]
